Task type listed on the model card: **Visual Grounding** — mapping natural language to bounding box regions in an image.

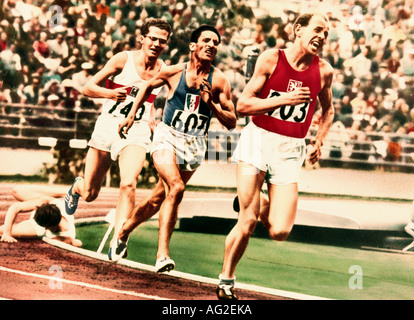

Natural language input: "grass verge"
[76,221,414,300]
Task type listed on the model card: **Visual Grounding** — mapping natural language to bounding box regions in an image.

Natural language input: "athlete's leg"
[110,145,147,244]
[12,185,66,202]
[152,149,195,260]
[118,177,166,242]
[220,162,266,279]
[263,182,298,241]
[72,147,112,202]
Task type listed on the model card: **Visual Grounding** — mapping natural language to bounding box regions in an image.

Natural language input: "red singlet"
[252,50,322,139]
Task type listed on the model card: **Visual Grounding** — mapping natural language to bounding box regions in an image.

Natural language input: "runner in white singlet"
[63,20,172,253]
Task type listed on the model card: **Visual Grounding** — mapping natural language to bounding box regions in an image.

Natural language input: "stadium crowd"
[0,0,413,139]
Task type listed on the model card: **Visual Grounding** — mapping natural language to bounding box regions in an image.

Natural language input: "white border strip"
[0,264,169,300]
[43,232,330,301]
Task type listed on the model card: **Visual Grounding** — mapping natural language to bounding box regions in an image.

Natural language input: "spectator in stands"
[58,47,83,80]
[0,0,412,144]
[107,8,124,34]
[37,3,50,28]
[123,11,137,34]
[0,43,22,89]
[47,94,60,108]
[401,48,414,77]
[73,17,86,41]
[332,72,346,102]
[387,50,401,74]
[23,73,41,105]
[0,31,8,52]
[47,33,69,59]
[95,0,110,17]
[33,31,50,59]
[376,64,394,93]
[326,42,345,70]
[337,23,354,59]
[382,19,407,47]
[345,45,372,79]
[71,62,93,94]
[348,5,365,41]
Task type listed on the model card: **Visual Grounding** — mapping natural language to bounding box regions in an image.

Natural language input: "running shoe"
[64,177,83,215]
[217,275,238,300]
[155,257,175,273]
[108,239,128,262]
[216,285,239,300]
[233,196,240,213]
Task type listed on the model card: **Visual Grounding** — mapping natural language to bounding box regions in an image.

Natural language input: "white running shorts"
[232,122,306,185]
[150,122,207,171]
[88,115,151,161]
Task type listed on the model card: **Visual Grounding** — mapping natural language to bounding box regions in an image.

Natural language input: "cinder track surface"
[0,183,291,301]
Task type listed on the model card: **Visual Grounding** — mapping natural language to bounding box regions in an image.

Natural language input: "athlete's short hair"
[34,203,62,229]
[141,19,172,38]
[293,13,329,37]
[190,25,221,44]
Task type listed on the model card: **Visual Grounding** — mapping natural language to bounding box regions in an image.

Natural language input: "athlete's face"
[191,31,220,61]
[298,15,329,54]
[141,26,169,58]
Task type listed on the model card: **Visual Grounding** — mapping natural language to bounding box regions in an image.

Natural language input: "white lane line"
[0,265,170,300]
[43,237,329,300]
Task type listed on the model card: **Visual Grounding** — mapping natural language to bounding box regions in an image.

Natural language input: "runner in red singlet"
[217,13,335,300]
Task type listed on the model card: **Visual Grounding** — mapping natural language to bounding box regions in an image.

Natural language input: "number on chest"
[171,110,209,135]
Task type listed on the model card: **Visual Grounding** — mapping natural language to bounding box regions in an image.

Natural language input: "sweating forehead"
[147,25,170,37]
[198,30,220,41]
[308,14,330,29]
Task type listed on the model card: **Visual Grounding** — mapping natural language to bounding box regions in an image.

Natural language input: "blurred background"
[0,0,413,186]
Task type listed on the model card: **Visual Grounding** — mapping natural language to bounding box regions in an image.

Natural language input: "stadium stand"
[0,0,413,171]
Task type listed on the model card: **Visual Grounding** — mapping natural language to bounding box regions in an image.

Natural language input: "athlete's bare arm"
[82,52,129,102]
[200,71,236,130]
[0,196,53,243]
[237,49,311,116]
[307,59,335,164]
[118,64,183,138]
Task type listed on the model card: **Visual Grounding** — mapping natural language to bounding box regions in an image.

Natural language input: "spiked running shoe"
[216,285,239,300]
[64,177,83,215]
[108,239,128,262]
[217,275,238,300]
[155,257,175,273]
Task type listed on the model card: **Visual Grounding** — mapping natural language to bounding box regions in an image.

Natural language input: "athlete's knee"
[238,217,258,238]
[168,180,185,201]
[268,227,291,241]
[119,178,137,194]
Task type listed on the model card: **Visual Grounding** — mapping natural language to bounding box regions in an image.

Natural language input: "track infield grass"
[76,222,414,300]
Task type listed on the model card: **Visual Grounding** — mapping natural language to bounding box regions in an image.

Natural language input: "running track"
[0,183,303,301]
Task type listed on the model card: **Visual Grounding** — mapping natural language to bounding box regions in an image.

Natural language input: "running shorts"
[232,122,306,185]
[150,122,207,171]
[88,115,151,161]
